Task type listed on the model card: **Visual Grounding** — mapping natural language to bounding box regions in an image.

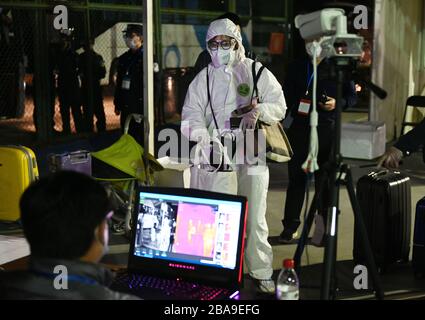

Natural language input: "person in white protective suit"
[181,18,287,294]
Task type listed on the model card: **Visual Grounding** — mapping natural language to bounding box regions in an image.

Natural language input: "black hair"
[216,12,241,27]
[20,171,112,260]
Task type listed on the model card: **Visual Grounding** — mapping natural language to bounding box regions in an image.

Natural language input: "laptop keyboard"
[112,272,233,300]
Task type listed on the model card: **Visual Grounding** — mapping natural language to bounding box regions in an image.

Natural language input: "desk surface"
[0,256,29,271]
[0,235,30,266]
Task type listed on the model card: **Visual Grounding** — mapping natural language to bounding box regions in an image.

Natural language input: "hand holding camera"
[240,107,260,131]
[319,94,336,111]
[231,103,260,131]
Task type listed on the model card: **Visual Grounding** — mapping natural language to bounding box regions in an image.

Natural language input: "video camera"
[295,8,363,59]
[295,9,388,99]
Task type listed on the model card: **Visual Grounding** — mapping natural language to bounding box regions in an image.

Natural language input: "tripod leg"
[320,170,339,300]
[293,194,317,274]
[321,65,344,300]
[294,170,329,274]
[330,178,341,300]
[345,167,384,300]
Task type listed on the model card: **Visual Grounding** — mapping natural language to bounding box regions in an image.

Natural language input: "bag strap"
[206,67,219,130]
[208,62,265,126]
[230,62,266,117]
[251,61,265,102]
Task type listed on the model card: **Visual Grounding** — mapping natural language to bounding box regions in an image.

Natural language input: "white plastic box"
[154,157,191,188]
[341,121,386,160]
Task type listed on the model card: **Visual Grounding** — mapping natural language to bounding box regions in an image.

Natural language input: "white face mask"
[305,42,322,59]
[211,47,235,67]
[125,38,138,50]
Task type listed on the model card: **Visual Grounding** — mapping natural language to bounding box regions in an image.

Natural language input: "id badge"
[122,76,131,90]
[298,99,311,116]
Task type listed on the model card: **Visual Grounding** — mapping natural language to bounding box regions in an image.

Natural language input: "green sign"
[237,83,250,97]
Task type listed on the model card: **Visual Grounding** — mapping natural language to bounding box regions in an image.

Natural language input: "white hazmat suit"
[181,19,287,281]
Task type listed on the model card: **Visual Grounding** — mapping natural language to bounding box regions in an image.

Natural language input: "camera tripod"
[293,57,384,300]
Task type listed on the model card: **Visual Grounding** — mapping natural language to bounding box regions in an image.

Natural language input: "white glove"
[378,146,403,169]
[190,128,211,166]
[240,107,260,131]
[191,128,211,147]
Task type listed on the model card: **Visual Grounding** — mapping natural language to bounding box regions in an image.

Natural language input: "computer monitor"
[128,187,247,288]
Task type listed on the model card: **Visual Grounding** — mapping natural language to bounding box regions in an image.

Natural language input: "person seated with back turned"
[378,117,425,169]
[0,171,139,300]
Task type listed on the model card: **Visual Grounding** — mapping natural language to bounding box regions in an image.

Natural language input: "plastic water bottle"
[276,259,299,300]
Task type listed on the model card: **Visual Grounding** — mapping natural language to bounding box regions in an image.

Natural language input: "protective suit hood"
[206,18,245,66]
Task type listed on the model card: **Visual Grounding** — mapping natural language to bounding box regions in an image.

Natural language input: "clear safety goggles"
[207,38,235,51]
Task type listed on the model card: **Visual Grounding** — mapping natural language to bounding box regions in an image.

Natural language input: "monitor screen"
[133,192,243,270]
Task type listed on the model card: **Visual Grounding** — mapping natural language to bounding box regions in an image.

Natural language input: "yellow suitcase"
[0,146,39,221]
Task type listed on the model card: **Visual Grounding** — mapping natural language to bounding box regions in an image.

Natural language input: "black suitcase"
[354,170,411,272]
[413,197,425,278]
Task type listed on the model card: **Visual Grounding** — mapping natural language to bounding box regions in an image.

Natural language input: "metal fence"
[0,8,35,134]
[0,0,292,144]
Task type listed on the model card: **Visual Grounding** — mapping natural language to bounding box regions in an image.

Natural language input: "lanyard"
[305,63,314,96]
[32,269,98,286]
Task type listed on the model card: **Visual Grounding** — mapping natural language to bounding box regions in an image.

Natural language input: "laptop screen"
[128,187,247,287]
[134,192,242,270]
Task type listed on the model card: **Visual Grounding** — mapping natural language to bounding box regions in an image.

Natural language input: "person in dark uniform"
[56,29,84,134]
[279,39,358,244]
[79,39,107,133]
[0,8,11,47]
[32,44,57,134]
[114,24,144,142]
[379,118,425,169]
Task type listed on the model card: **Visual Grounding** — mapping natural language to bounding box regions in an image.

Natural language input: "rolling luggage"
[0,146,39,221]
[48,150,92,175]
[354,170,411,271]
[413,197,425,278]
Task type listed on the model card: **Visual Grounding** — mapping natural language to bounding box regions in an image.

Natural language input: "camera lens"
[334,41,348,55]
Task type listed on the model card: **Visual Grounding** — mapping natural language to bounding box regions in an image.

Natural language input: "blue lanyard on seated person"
[31,269,98,286]
[305,63,314,96]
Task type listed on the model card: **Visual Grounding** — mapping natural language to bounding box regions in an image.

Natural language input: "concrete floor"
[266,154,425,271]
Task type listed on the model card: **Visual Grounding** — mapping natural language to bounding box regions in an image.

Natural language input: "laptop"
[111,187,248,300]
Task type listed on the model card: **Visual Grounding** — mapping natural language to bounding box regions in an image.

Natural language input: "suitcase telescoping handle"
[124,113,150,185]
[368,169,389,178]
[69,151,90,164]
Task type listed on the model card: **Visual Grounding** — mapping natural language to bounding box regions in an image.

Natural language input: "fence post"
[33,6,51,142]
